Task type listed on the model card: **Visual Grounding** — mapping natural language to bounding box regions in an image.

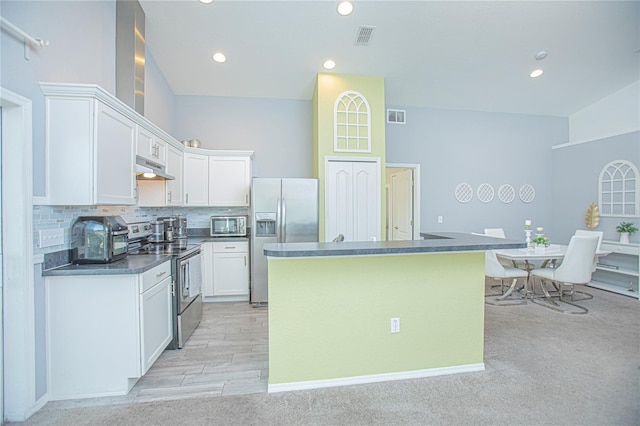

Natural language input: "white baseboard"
[267,363,485,393]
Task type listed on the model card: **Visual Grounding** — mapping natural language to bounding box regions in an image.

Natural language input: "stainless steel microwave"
[210,216,247,237]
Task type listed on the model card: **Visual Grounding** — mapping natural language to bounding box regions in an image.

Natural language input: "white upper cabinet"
[208,156,251,206]
[166,145,183,206]
[44,94,137,205]
[137,125,167,166]
[183,152,209,206]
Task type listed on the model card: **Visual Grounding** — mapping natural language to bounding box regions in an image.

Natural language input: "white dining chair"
[529,235,599,314]
[484,249,529,305]
[574,229,604,272]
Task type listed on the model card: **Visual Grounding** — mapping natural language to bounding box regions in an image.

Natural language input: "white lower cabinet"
[46,261,172,400]
[140,265,173,373]
[202,241,249,300]
[202,242,215,297]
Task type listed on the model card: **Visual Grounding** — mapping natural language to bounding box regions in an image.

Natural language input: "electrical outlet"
[390,318,400,333]
[437,216,443,224]
[39,228,65,248]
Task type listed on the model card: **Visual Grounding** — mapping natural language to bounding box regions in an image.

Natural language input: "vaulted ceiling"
[140,0,640,117]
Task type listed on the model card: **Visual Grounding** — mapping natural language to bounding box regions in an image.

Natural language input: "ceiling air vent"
[387,109,406,124]
[354,25,376,46]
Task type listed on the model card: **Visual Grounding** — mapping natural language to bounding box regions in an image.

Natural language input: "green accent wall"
[268,251,485,385]
[312,73,387,241]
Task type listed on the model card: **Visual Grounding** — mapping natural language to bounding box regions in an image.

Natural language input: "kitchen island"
[264,232,523,392]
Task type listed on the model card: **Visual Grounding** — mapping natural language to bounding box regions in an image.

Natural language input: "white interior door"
[325,161,354,241]
[353,162,379,241]
[325,159,380,242]
[390,168,413,240]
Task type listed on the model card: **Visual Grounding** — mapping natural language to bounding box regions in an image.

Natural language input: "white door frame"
[1,88,37,421]
[386,163,421,240]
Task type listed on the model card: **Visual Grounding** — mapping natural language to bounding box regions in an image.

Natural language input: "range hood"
[136,156,175,180]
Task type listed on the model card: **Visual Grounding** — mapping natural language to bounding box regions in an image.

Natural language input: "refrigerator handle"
[282,198,287,242]
[276,197,282,243]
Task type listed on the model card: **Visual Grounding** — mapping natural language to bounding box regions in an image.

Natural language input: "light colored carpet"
[14,283,640,425]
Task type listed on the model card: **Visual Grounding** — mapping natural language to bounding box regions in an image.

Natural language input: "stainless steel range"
[127,219,203,349]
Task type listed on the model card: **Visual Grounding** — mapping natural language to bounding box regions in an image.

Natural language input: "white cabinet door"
[45,96,136,205]
[140,275,173,374]
[95,102,137,205]
[325,160,380,242]
[202,242,215,297]
[183,153,209,206]
[137,126,167,166]
[213,242,249,296]
[208,156,251,206]
[166,145,183,206]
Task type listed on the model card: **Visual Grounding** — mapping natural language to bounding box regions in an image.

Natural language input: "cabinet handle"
[225,246,236,249]
[186,193,189,204]
[167,191,172,203]
[156,271,167,278]
[244,255,247,266]
[246,194,248,204]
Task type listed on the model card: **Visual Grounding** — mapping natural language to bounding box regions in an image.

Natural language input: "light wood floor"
[45,302,268,409]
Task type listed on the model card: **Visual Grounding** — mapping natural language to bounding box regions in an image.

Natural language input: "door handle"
[282,198,287,243]
[276,197,282,243]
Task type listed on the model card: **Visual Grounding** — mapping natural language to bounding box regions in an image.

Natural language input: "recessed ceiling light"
[530,69,544,78]
[142,172,156,179]
[323,59,336,70]
[199,0,214,4]
[535,50,548,61]
[337,1,353,16]
[212,52,227,63]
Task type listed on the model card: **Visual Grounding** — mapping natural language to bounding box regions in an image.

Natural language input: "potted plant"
[616,222,637,244]
[531,235,550,248]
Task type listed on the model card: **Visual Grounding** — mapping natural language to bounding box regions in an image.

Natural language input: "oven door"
[178,251,203,314]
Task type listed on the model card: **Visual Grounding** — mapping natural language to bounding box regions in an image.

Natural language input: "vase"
[619,232,630,244]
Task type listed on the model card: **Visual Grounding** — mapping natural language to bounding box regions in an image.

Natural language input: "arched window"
[334,91,371,152]
[599,160,639,217]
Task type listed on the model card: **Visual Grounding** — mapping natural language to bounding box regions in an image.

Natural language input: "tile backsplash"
[33,205,248,255]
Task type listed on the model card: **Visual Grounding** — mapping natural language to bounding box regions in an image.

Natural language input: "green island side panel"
[268,251,485,385]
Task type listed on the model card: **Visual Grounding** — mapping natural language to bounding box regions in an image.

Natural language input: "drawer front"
[141,261,172,293]
[601,243,640,256]
[213,241,248,253]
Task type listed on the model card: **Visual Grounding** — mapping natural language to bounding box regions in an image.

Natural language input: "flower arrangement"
[616,222,638,235]
[531,236,550,246]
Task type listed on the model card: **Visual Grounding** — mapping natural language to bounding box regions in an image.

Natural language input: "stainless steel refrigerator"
[251,178,318,304]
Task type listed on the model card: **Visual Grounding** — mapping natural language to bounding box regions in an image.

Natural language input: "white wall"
[0,0,117,197]
[386,106,568,239]
[173,95,313,178]
[569,80,640,143]
[144,49,175,135]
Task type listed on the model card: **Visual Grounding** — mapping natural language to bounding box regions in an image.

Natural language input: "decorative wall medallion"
[455,183,473,203]
[498,184,515,203]
[519,184,536,203]
[477,183,494,203]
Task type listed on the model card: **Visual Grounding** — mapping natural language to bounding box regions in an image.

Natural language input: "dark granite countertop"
[263,232,525,258]
[189,236,249,244]
[42,254,172,276]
